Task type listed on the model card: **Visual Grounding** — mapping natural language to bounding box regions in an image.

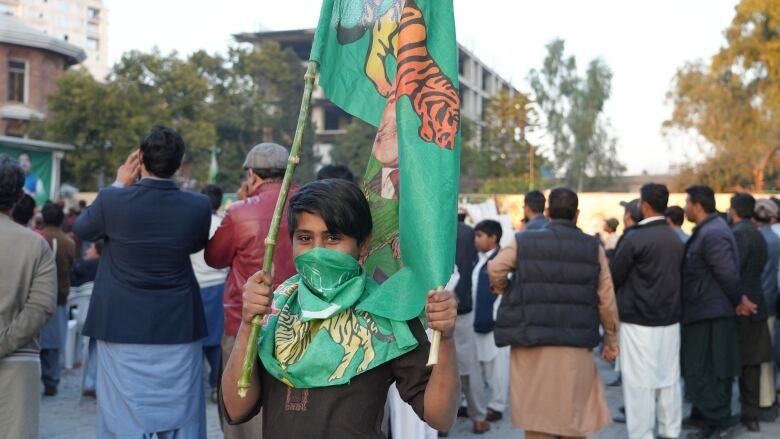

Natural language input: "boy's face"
[292,211,361,259]
[474,231,497,253]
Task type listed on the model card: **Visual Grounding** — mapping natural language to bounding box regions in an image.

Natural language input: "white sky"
[105,0,738,175]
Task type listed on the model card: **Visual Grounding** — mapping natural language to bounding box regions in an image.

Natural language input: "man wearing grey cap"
[205,143,297,438]
[753,199,780,421]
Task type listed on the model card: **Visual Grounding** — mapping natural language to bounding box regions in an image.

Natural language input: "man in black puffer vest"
[488,188,620,438]
[609,183,684,439]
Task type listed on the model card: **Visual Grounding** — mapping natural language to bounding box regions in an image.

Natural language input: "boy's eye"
[296,234,312,243]
[327,234,341,243]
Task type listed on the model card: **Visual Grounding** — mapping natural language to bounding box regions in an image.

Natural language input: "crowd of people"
[1,123,780,439]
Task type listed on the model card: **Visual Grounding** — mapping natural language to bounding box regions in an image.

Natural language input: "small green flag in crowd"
[208,147,218,184]
[311,0,462,321]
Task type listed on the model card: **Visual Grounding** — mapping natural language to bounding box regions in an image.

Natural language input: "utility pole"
[529,143,535,191]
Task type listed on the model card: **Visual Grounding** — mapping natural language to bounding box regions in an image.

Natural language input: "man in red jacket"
[205,142,297,439]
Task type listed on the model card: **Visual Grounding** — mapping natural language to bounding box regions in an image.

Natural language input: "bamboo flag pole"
[237,61,318,398]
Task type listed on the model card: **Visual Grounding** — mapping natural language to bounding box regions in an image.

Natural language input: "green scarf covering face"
[259,248,418,388]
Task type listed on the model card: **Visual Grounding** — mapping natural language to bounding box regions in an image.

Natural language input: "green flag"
[310,0,461,321]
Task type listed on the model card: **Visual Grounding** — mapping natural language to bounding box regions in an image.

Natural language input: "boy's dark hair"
[11,194,36,225]
[640,183,669,214]
[201,184,223,213]
[0,154,24,211]
[474,219,503,243]
[524,190,546,214]
[139,125,186,179]
[287,179,372,246]
[685,185,716,214]
[548,187,578,221]
[664,206,685,226]
[93,240,104,255]
[730,192,755,219]
[316,164,355,183]
[42,202,65,227]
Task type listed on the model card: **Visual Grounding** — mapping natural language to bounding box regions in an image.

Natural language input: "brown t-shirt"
[221,319,432,438]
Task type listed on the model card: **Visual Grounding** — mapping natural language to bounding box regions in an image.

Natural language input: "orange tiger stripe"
[394,0,460,149]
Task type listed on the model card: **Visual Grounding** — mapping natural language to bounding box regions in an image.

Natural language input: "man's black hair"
[316,164,355,183]
[0,154,24,211]
[78,199,87,209]
[730,192,755,219]
[640,183,669,214]
[457,213,467,223]
[524,190,546,214]
[93,240,104,255]
[251,168,286,180]
[139,125,186,179]
[201,184,223,213]
[287,179,372,246]
[41,202,65,227]
[474,219,503,243]
[11,194,36,225]
[685,185,717,214]
[664,206,685,226]
[548,187,578,221]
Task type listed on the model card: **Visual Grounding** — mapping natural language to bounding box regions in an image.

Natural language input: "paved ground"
[41,357,780,438]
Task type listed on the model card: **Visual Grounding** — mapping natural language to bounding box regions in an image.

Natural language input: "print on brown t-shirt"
[285,388,309,412]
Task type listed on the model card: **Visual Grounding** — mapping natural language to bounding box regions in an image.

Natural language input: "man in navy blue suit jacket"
[73,125,212,438]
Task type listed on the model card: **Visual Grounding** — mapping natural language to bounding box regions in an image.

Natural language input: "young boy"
[472,219,506,422]
[221,179,460,437]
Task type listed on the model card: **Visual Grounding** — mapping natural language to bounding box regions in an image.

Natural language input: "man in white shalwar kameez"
[609,184,685,439]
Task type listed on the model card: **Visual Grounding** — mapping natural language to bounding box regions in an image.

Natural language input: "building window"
[7,60,26,103]
[87,37,99,50]
[87,23,98,34]
[482,70,491,92]
[324,108,340,130]
[458,50,467,78]
[87,6,100,20]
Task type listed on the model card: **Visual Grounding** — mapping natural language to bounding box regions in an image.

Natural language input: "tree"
[529,39,624,191]
[33,50,216,190]
[330,117,375,179]
[190,43,318,188]
[35,44,317,191]
[482,91,538,177]
[665,0,780,191]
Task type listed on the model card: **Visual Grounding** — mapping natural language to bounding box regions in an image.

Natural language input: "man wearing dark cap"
[205,142,297,438]
[608,199,642,259]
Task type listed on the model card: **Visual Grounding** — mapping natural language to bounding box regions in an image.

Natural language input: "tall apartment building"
[234,29,518,164]
[0,0,108,79]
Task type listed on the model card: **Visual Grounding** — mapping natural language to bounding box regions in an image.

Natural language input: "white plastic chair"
[66,282,93,367]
